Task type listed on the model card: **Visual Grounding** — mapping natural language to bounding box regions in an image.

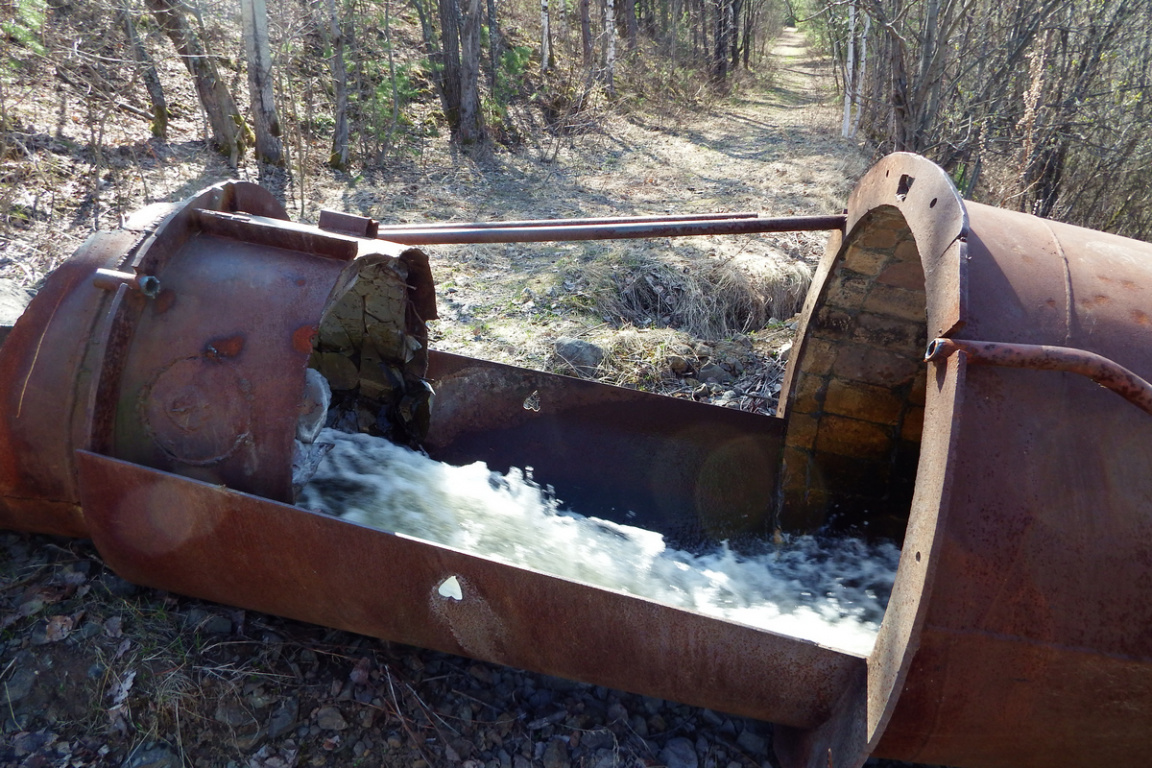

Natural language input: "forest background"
[2,0,1151,243]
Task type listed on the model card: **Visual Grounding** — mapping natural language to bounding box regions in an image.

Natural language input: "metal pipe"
[376,211,760,231]
[925,337,1152,418]
[92,268,161,298]
[375,214,847,245]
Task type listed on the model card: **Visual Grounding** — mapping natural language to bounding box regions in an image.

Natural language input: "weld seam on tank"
[925,337,1152,416]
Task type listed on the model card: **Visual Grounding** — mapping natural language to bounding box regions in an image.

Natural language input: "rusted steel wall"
[872,201,1152,767]
[0,182,433,532]
[774,153,1152,768]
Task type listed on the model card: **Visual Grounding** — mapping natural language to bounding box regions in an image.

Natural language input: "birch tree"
[324,0,349,169]
[603,0,617,96]
[240,0,283,164]
[541,0,552,73]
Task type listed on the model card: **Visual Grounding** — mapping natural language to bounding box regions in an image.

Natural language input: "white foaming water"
[297,428,901,655]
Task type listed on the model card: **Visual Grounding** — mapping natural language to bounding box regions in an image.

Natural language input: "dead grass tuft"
[589,326,687,390]
[585,249,810,340]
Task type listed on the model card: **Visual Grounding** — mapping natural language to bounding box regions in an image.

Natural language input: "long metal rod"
[377,211,760,231]
[925,337,1152,418]
[376,214,847,245]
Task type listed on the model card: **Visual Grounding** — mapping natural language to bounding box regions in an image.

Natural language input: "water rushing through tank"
[298,428,900,655]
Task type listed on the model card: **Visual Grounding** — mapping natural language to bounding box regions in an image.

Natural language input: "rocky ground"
[0,26,935,768]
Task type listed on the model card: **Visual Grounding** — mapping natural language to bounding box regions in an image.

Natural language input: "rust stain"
[1132,310,1151,326]
[1081,294,1111,307]
[205,334,245,359]
[292,324,317,354]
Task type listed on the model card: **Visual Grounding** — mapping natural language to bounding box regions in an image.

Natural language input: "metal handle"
[926,337,1152,417]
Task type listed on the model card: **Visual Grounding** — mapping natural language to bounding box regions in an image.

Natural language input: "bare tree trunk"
[437,0,463,133]
[603,0,617,95]
[323,0,349,169]
[697,0,709,69]
[120,3,168,140]
[851,13,869,138]
[663,0,672,53]
[841,0,855,137]
[739,0,752,69]
[459,0,487,153]
[381,0,401,160]
[580,0,594,68]
[623,0,639,51]
[411,0,436,49]
[487,0,500,87]
[240,0,283,164]
[145,0,245,162]
[541,0,552,73]
[713,0,730,82]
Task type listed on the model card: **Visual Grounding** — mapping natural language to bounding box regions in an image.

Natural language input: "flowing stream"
[297,428,900,656]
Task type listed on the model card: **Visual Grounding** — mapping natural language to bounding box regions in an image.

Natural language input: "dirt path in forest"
[400,27,872,375]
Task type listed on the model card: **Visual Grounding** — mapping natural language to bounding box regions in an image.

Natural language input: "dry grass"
[583,248,811,340]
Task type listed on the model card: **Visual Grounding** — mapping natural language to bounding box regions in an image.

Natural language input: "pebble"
[542,737,569,768]
[315,706,348,731]
[215,699,254,728]
[581,727,614,750]
[736,728,767,755]
[2,667,36,704]
[120,745,180,768]
[185,608,232,635]
[698,362,730,383]
[553,337,605,377]
[267,698,299,739]
[660,737,699,768]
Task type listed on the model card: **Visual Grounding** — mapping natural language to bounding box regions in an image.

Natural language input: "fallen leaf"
[113,638,131,660]
[103,616,123,639]
[108,669,135,708]
[44,615,73,643]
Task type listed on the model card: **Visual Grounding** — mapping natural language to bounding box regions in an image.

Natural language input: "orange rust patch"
[1132,310,1151,326]
[292,324,318,354]
[206,334,245,358]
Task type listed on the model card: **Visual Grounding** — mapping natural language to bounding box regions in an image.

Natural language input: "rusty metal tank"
[773,153,1152,768]
[1,154,1150,768]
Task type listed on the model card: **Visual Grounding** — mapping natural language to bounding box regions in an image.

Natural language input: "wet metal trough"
[2,153,1151,768]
